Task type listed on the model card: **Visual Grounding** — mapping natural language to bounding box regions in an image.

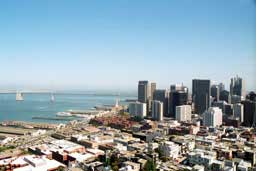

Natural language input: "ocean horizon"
[0,91,136,124]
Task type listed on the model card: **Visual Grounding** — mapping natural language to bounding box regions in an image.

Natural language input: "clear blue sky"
[0,0,255,91]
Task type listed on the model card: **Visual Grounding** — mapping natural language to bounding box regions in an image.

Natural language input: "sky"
[0,0,255,91]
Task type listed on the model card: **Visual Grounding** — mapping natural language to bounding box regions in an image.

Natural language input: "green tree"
[110,154,119,171]
[56,166,65,171]
[143,159,156,171]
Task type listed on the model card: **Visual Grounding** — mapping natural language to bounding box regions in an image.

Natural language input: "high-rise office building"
[138,81,156,116]
[211,85,219,102]
[233,103,244,123]
[148,82,156,113]
[213,101,234,116]
[241,100,256,127]
[129,102,147,118]
[212,101,227,114]
[224,104,233,116]
[169,91,188,118]
[219,90,231,103]
[247,91,256,102]
[152,100,163,121]
[219,83,225,92]
[192,79,211,115]
[150,82,156,98]
[231,95,243,104]
[175,105,192,122]
[170,84,188,93]
[138,81,150,103]
[230,75,245,98]
[153,89,169,117]
[203,107,223,127]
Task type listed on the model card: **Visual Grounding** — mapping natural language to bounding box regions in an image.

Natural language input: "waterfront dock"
[0,126,34,135]
[32,116,75,121]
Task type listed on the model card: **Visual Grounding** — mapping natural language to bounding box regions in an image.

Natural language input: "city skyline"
[0,0,255,91]
[1,1,256,170]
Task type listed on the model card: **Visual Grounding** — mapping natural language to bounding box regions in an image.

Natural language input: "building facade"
[211,85,219,102]
[175,105,192,122]
[241,100,256,127]
[219,90,231,103]
[203,107,223,127]
[230,75,245,98]
[192,79,211,115]
[152,100,163,121]
[153,89,169,117]
[138,81,150,103]
[233,103,244,123]
[159,141,181,159]
[129,102,147,118]
[169,91,188,118]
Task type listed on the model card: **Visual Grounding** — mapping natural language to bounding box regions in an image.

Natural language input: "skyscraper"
[219,90,231,103]
[219,83,225,92]
[150,82,156,99]
[148,82,156,114]
[212,100,227,114]
[170,84,188,93]
[192,79,211,115]
[203,107,223,127]
[138,81,150,103]
[211,85,219,102]
[169,90,188,118]
[231,95,243,104]
[241,100,256,127]
[247,91,256,101]
[230,75,245,98]
[152,100,163,121]
[233,103,244,123]
[153,89,169,117]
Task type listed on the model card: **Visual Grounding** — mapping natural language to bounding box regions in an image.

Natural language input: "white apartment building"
[176,105,192,122]
[152,100,163,121]
[129,102,147,118]
[159,141,180,159]
[203,107,223,127]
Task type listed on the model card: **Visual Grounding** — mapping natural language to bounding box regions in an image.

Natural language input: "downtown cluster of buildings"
[129,75,256,128]
[0,76,255,171]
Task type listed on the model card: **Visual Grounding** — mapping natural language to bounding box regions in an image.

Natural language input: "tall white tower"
[152,100,163,121]
[203,107,223,127]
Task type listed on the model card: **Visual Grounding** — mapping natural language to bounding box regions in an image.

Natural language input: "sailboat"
[16,92,24,101]
[50,93,55,102]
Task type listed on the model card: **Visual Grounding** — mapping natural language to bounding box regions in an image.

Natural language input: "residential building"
[129,102,147,118]
[175,105,192,122]
[203,107,223,127]
[159,141,181,159]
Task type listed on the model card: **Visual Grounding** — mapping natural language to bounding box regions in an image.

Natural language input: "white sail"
[51,93,55,102]
[115,98,119,107]
[16,92,24,101]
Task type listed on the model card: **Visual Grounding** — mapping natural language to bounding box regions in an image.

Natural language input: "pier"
[32,116,76,121]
